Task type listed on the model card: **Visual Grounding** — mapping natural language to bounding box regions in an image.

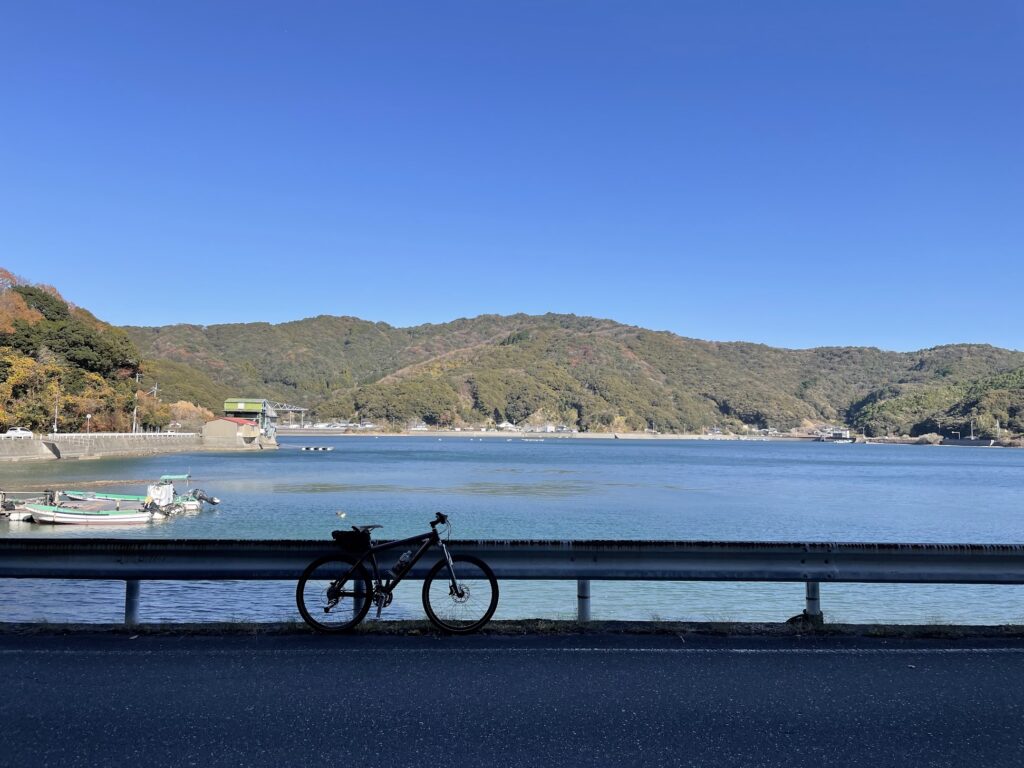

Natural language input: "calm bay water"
[3,436,1024,625]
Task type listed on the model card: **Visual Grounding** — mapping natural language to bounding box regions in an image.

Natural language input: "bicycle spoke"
[424,557,498,632]
[296,556,371,631]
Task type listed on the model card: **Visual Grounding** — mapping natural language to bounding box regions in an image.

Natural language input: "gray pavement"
[1,633,1023,767]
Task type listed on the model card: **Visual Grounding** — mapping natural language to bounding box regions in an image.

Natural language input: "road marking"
[2,646,1024,657]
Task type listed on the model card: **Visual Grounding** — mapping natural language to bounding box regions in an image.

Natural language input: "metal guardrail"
[3,538,1024,625]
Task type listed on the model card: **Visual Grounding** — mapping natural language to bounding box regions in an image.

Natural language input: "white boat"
[26,503,156,525]
[62,474,219,515]
[2,490,54,521]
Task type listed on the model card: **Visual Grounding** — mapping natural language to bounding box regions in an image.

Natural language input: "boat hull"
[26,504,154,525]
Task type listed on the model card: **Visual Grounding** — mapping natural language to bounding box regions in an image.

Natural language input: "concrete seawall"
[0,434,203,462]
[0,439,58,462]
[48,434,203,460]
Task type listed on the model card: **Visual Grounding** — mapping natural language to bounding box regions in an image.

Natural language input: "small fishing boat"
[2,490,55,521]
[63,474,219,514]
[26,502,157,525]
[2,509,35,522]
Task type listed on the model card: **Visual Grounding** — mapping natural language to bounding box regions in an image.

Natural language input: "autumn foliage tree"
[0,271,203,433]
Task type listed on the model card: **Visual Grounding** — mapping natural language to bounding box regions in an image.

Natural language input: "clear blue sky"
[1,2,1021,351]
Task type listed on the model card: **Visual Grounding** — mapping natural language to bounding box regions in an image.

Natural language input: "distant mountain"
[10,263,1018,439]
[125,313,1024,437]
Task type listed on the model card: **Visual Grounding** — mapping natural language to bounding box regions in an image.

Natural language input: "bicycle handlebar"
[430,512,449,528]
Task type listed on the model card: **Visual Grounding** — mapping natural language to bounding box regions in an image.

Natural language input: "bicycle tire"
[296,554,373,633]
[421,554,499,634]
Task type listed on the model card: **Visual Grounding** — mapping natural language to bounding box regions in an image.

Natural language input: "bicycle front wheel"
[296,555,372,633]
[421,554,499,634]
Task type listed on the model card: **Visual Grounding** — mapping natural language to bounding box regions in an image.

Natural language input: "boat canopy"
[159,474,191,481]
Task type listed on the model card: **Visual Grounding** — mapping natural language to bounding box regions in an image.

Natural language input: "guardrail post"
[354,579,365,623]
[125,580,140,626]
[804,581,823,625]
[577,579,591,622]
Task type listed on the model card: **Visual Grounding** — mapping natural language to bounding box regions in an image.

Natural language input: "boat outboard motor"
[193,489,220,505]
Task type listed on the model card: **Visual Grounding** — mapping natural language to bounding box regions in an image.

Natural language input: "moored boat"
[62,474,219,514]
[26,503,156,525]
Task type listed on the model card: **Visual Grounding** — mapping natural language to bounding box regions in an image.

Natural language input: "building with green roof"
[223,399,278,439]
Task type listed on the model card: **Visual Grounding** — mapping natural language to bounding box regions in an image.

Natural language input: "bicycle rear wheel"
[296,555,372,633]
[421,555,499,634]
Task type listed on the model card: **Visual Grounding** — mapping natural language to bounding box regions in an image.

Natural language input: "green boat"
[62,474,220,513]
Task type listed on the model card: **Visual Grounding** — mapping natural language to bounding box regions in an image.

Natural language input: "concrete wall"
[202,419,267,451]
[0,431,276,461]
[0,439,58,462]
[44,434,203,460]
[202,434,278,451]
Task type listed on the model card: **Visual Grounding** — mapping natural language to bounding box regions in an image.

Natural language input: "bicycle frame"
[350,527,463,601]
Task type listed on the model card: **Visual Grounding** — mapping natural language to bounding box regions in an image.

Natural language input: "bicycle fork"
[439,542,465,599]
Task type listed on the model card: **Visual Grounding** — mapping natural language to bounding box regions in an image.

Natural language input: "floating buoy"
[301,446,334,452]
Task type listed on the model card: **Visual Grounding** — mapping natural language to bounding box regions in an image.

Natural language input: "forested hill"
[0,269,164,431]
[6,264,1019,439]
[125,313,1024,438]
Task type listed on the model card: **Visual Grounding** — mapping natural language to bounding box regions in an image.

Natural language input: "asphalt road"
[2,633,1023,767]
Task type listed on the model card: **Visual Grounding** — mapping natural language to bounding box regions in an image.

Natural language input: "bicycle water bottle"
[389,550,412,579]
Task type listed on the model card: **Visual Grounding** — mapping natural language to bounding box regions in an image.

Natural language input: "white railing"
[46,432,199,438]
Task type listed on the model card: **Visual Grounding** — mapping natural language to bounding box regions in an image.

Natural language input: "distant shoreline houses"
[281,418,577,434]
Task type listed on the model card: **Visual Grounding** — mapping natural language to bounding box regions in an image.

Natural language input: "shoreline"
[278,430,1018,447]
[278,429,935,445]
[279,429,817,442]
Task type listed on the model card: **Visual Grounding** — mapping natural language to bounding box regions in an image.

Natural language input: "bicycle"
[296,512,499,634]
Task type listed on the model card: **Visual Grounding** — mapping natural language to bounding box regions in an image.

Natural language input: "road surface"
[1,633,1023,767]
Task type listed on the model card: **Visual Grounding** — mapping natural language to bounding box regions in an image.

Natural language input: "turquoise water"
[2,437,1024,624]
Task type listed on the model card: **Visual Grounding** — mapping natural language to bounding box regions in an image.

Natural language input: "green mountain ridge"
[0,272,170,432]
[7,264,1019,439]
[125,313,1024,437]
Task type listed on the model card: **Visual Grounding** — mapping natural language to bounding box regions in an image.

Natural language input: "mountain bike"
[296,512,499,634]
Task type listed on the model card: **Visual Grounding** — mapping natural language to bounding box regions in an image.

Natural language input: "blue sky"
[1,2,1021,351]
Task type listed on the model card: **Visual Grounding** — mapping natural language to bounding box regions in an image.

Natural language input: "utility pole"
[131,372,141,433]
[52,387,59,434]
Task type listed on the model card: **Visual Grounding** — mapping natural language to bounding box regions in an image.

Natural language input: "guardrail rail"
[2,538,1024,626]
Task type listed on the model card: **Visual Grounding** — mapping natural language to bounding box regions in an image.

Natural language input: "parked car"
[2,427,34,439]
